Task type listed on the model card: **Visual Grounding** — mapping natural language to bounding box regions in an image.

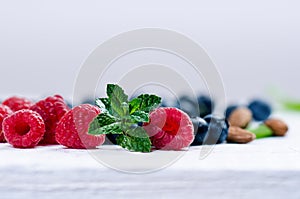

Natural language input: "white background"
[1,0,299,102]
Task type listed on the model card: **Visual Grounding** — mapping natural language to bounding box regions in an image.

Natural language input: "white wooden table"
[1,111,300,199]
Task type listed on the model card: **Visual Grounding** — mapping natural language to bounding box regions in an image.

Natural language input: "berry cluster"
[225,99,288,143]
[159,95,288,146]
[0,91,289,151]
[0,96,105,149]
[159,94,229,146]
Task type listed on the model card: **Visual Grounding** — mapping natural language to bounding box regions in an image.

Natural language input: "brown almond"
[264,118,288,136]
[228,107,252,128]
[227,126,256,143]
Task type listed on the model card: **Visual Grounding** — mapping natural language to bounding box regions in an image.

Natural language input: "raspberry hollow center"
[162,109,182,135]
[14,121,30,136]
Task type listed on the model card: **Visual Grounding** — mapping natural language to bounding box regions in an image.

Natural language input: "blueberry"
[105,134,119,145]
[190,117,209,146]
[137,122,143,127]
[198,95,214,117]
[225,105,238,118]
[203,114,214,123]
[248,99,272,121]
[178,95,199,117]
[203,115,229,144]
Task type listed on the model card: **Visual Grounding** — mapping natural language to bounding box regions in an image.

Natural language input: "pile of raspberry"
[0,96,105,149]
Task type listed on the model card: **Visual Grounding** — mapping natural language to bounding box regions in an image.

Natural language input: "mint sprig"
[88,84,161,152]
[116,126,152,153]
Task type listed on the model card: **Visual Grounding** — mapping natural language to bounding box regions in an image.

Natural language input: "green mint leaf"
[95,98,111,113]
[126,126,149,138]
[107,84,129,117]
[98,112,117,125]
[129,94,161,114]
[91,84,160,152]
[88,112,118,135]
[130,111,149,123]
[107,84,128,103]
[95,122,123,135]
[116,126,151,152]
[129,98,142,114]
[121,102,129,117]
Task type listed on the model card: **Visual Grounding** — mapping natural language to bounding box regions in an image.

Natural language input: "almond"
[264,118,288,136]
[227,126,256,143]
[228,107,252,128]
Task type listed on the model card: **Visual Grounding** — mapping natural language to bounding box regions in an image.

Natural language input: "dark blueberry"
[203,115,229,144]
[203,114,213,123]
[198,95,214,117]
[190,117,209,146]
[248,99,272,121]
[137,122,143,127]
[178,95,199,117]
[225,105,238,118]
[105,134,119,145]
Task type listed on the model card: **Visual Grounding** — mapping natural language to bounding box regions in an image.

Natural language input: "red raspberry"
[2,96,33,112]
[55,104,105,149]
[2,110,45,148]
[143,107,194,150]
[0,105,13,142]
[30,95,70,144]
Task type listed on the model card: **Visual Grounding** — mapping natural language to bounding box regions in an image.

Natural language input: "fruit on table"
[30,95,70,144]
[2,109,45,148]
[225,105,238,118]
[143,107,194,150]
[191,115,229,146]
[190,117,208,146]
[56,104,106,149]
[2,96,33,112]
[203,115,229,144]
[176,95,214,118]
[106,134,118,145]
[197,95,214,118]
[248,99,272,121]
[0,105,13,142]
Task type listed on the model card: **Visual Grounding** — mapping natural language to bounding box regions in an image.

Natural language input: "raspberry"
[2,96,33,112]
[55,104,105,149]
[2,110,45,148]
[143,107,194,150]
[30,95,70,144]
[0,105,13,142]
